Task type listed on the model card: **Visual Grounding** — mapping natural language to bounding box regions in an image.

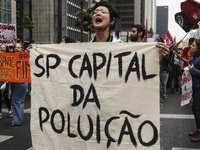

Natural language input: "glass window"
[0,12,2,22]
[7,13,11,23]
[2,0,6,8]
[2,11,6,23]
[7,1,11,10]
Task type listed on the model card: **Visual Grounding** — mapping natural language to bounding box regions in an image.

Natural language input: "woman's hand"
[189,63,194,70]
[25,44,33,52]
[183,70,187,76]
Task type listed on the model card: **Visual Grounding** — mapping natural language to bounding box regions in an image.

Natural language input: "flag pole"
[171,25,195,52]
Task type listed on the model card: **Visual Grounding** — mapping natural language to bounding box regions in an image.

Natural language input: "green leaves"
[16,11,34,29]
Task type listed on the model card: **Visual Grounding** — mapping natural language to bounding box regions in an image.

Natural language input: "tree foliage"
[75,7,94,38]
[16,11,34,29]
[148,27,153,36]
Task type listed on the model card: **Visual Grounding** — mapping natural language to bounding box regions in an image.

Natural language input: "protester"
[173,38,195,70]
[182,37,195,68]
[64,36,76,43]
[129,24,146,42]
[178,43,184,70]
[25,40,35,95]
[60,36,67,44]
[0,45,13,118]
[90,1,122,43]
[25,40,34,53]
[170,44,182,94]
[0,45,10,52]
[160,54,170,98]
[187,39,200,142]
[159,37,170,98]
[11,43,28,126]
[129,24,169,60]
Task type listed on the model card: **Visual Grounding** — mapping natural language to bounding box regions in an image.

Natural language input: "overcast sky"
[156,0,200,41]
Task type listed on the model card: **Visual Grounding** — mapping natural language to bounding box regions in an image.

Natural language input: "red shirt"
[181,47,192,68]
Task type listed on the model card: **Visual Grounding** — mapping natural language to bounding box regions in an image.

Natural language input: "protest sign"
[0,52,30,83]
[181,71,192,106]
[0,23,16,46]
[30,43,160,150]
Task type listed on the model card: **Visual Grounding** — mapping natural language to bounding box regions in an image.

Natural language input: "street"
[0,90,200,150]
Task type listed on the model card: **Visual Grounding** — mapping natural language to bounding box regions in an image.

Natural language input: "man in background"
[129,24,146,42]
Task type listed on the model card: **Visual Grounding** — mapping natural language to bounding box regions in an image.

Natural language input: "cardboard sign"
[181,71,192,106]
[0,23,16,46]
[0,52,30,83]
[30,43,160,150]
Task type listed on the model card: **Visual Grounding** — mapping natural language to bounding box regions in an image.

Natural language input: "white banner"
[181,71,193,106]
[0,23,16,46]
[30,43,160,150]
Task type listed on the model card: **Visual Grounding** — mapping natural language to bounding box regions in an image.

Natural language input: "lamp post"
[58,0,62,43]
[80,0,83,42]
[20,0,24,45]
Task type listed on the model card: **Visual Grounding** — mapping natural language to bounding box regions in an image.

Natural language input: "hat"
[178,43,183,49]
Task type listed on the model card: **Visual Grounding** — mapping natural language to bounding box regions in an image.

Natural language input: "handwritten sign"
[30,43,160,150]
[0,23,16,46]
[0,52,30,83]
[181,71,192,106]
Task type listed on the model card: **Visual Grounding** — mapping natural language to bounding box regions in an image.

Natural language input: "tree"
[148,27,153,37]
[16,10,34,45]
[75,7,94,41]
[16,11,34,29]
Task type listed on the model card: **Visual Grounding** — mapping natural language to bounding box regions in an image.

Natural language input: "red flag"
[181,0,200,25]
[164,31,175,47]
[144,19,148,42]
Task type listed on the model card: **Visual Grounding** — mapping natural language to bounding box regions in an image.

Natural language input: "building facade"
[16,0,32,43]
[106,0,145,31]
[98,0,156,41]
[32,0,89,44]
[54,0,89,43]
[156,6,168,37]
[0,0,16,24]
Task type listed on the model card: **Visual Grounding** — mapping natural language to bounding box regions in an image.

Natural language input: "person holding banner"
[90,1,169,59]
[129,24,169,60]
[10,43,28,127]
[0,44,10,52]
[90,1,122,43]
[187,39,200,142]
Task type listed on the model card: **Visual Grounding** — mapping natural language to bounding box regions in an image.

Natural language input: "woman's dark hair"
[92,1,118,31]
[194,39,200,57]
[189,37,195,45]
[65,36,76,43]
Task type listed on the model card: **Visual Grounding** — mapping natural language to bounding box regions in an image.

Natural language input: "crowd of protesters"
[1,0,200,144]
[0,36,30,127]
